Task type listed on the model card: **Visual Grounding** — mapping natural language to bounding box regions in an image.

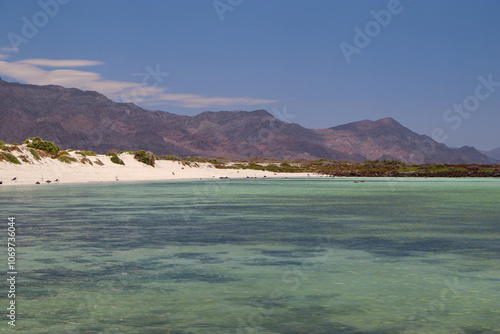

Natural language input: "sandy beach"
[0,145,312,186]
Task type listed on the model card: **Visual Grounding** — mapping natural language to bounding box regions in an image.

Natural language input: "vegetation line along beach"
[1,137,499,186]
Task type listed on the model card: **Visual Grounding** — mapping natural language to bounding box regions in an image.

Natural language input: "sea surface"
[1,177,500,334]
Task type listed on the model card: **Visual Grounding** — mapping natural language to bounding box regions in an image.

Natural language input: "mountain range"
[481,147,500,161]
[0,78,497,164]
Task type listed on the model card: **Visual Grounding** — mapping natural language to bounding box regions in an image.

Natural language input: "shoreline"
[0,146,316,186]
[2,144,499,187]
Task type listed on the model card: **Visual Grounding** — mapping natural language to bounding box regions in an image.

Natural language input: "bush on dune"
[24,137,60,154]
[19,155,30,163]
[30,148,41,161]
[0,145,21,153]
[0,151,21,164]
[76,150,96,157]
[134,150,155,167]
[106,152,125,165]
[57,155,77,164]
[80,157,94,165]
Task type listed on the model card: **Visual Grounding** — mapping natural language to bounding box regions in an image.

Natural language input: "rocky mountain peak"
[0,79,497,163]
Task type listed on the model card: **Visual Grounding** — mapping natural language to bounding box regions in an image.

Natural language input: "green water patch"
[1,178,499,333]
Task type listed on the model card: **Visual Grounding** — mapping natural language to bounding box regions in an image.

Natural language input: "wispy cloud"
[0,60,137,97]
[0,47,17,53]
[156,93,276,108]
[0,58,277,108]
[18,59,104,67]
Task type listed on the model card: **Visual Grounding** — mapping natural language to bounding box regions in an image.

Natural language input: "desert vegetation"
[76,150,97,157]
[106,152,125,165]
[0,151,21,164]
[29,148,41,160]
[24,137,60,154]
[57,155,78,164]
[0,137,499,177]
[134,150,155,167]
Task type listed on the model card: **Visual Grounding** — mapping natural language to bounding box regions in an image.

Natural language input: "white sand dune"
[0,145,313,186]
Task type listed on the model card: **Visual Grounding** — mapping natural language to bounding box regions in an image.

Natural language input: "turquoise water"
[1,178,500,333]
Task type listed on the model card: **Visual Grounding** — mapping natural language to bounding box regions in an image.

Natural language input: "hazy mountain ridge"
[0,78,497,163]
[481,147,500,160]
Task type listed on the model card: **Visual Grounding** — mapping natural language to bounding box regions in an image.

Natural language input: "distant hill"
[322,117,497,164]
[481,147,500,160]
[0,78,497,163]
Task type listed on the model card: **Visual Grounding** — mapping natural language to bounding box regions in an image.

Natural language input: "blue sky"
[0,0,499,150]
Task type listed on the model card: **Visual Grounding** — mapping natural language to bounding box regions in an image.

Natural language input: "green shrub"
[479,168,494,173]
[187,156,207,162]
[30,148,41,161]
[57,150,70,157]
[57,155,77,164]
[107,152,125,165]
[449,167,468,173]
[244,163,265,170]
[167,154,180,161]
[25,137,60,153]
[19,155,30,163]
[263,164,283,172]
[76,150,96,157]
[156,154,181,161]
[134,150,155,167]
[1,145,20,153]
[80,157,93,165]
[111,156,124,165]
[0,152,21,164]
[94,158,104,166]
[119,150,134,155]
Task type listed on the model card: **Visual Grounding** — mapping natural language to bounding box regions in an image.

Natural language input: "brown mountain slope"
[481,147,500,160]
[314,117,495,163]
[0,78,496,163]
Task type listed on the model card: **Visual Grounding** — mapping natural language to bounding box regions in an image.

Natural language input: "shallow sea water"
[1,177,500,333]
